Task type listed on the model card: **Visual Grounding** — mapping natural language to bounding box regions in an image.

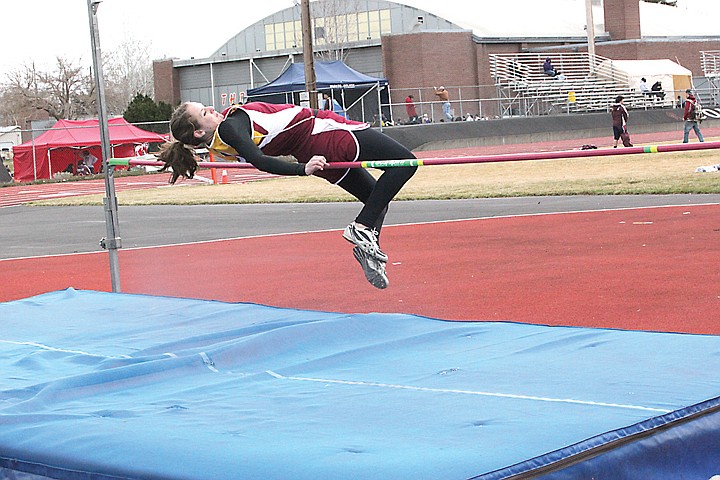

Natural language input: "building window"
[346,13,359,42]
[380,9,390,34]
[368,10,380,39]
[358,11,369,39]
[274,22,285,48]
[263,8,390,51]
[265,24,275,51]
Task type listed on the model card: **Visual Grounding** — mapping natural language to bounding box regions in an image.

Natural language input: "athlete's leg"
[337,128,415,281]
[352,246,389,289]
[613,126,621,147]
[351,128,417,230]
[336,168,387,234]
[336,168,390,287]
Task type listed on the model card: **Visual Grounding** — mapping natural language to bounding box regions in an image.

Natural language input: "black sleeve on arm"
[217,110,306,176]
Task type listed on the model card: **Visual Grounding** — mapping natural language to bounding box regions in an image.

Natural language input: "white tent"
[601,59,693,99]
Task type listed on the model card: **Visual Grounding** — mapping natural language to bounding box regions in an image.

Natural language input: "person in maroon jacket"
[683,89,705,143]
[157,101,417,289]
[610,96,630,148]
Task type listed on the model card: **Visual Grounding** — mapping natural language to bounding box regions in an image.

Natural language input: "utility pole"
[300,0,318,109]
[585,0,596,71]
[87,0,122,292]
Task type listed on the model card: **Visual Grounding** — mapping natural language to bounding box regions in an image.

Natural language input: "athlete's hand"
[305,155,327,176]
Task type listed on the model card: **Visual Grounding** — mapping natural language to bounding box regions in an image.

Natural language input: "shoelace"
[359,227,380,245]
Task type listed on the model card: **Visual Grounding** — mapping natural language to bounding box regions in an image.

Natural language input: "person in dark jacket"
[543,58,556,77]
[610,96,631,148]
[651,81,665,100]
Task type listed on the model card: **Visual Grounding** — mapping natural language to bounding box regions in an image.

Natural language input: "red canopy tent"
[12,117,168,182]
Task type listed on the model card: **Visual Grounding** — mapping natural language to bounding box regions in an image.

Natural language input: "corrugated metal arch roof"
[210,0,465,58]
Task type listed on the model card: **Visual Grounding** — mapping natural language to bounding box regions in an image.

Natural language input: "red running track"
[2,203,718,334]
[0,169,275,208]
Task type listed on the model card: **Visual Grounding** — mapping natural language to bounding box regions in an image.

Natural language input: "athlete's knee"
[402,165,418,180]
[381,164,415,182]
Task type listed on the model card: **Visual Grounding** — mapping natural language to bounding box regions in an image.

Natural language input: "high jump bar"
[108,141,720,171]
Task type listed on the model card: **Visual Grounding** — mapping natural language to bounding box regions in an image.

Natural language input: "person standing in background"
[405,95,418,124]
[683,89,705,143]
[433,86,452,121]
[610,96,631,148]
[323,93,347,119]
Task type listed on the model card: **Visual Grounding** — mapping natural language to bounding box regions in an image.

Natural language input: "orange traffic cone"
[221,169,229,184]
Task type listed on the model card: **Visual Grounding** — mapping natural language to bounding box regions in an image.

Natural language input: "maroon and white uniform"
[210,103,369,183]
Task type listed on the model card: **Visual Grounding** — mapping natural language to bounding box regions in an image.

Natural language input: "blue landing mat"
[1,289,720,480]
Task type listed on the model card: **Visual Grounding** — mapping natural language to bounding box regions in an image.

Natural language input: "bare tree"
[103,35,154,114]
[312,0,362,62]
[2,57,96,121]
[0,33,153,127]
[0,82,34,127]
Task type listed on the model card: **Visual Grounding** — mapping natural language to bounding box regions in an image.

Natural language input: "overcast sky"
[1,0,716,73]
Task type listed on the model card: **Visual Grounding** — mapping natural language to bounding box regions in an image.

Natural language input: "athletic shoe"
[343,223,388,262]
[353,247,389,289]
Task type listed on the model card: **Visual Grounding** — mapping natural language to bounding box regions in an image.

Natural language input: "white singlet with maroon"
[210,102,369,183]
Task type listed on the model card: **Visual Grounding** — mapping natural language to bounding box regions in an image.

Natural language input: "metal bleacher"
[489,52,670,117]
[701,50,720,107]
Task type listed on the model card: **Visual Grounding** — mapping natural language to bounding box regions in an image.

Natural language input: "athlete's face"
[186,102,223,140]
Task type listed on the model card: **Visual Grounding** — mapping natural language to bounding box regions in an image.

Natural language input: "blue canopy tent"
[247,61,390,124]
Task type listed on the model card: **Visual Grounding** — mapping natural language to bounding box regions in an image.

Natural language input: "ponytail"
[157,102,204,184]
[157,141,198,184]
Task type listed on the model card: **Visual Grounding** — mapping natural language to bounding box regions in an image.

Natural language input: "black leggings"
[337,128,417,234]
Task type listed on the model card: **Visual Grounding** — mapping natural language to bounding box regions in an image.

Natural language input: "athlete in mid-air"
[157,101,417,289]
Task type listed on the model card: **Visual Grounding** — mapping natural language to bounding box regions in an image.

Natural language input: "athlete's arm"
[218,110,323,176]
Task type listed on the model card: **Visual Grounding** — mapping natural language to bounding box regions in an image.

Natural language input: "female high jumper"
[157,101,417,289]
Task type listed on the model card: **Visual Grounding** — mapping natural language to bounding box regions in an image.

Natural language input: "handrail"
[701,50,720,77]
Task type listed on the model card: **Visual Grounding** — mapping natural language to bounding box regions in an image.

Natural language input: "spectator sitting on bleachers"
[651,81,666,100]
[639,77,651,95]
[543,58,556,77]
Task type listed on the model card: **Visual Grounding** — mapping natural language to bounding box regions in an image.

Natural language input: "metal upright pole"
[377,82,383,133]
[87,0,122,292]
